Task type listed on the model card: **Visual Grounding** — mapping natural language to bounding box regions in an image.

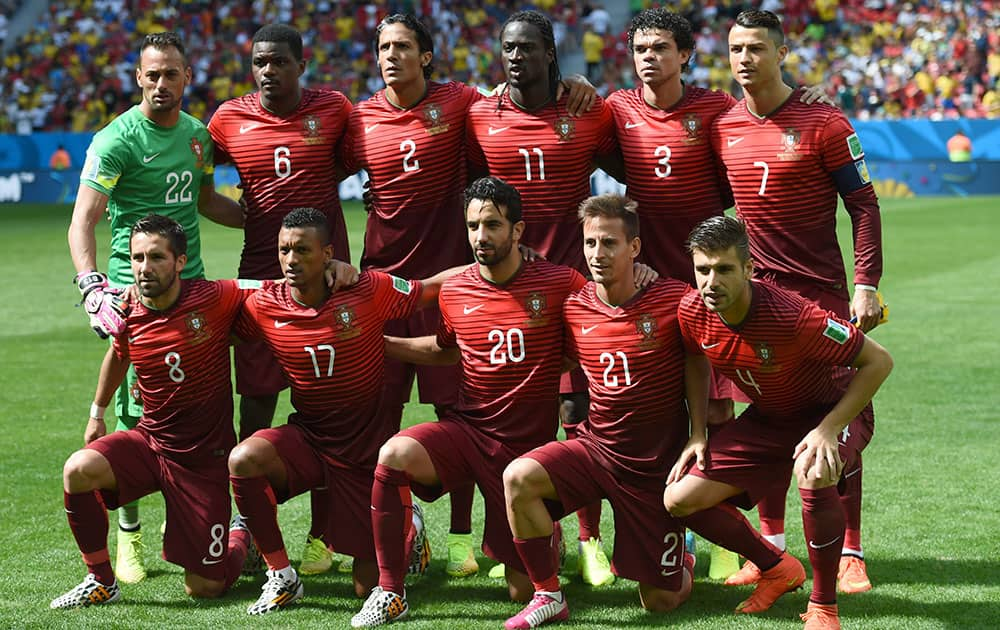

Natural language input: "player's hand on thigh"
[793,428,843,486]
[666,435,706,485]
[84,417,107,444]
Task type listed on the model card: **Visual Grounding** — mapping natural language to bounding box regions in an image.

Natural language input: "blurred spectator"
[582,27,603,83]
[49,143,71,170]
[946,129,973,162]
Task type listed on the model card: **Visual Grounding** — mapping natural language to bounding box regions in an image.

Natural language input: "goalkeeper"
[67,32,243,585]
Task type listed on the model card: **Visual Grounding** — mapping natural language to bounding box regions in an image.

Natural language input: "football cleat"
[299,534,334,575]
[230,514,264,576]
[407,503,431,577]
[735,553,806,614]
[709,544,742,580]
[685,531,696,555]
[801,601,841,629]
[50,574,121,609]
[504,590,569,629]
[489,563,507,579]
[338,555,355,573]
[115,528,146,584]
[837,555,872,594]
[578,538,614,586]
[725,559,762,586]
[445,532,479,577]
[247,568,303,615]
[351,586,409,628]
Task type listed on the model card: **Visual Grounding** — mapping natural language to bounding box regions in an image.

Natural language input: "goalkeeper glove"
[76,271,129,339]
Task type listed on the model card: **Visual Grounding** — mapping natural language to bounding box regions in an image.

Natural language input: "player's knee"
[63,449,106,492]
[663,488,694,518]
[228,439,267,476]
[640,588,683,613]
[184,576,225,599]
[502,458,539,502]
[377,436,414,469]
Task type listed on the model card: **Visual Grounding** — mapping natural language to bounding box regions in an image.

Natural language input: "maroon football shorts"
[253,424,375,560]
[524,438,687,591]
[400,418,540,572]
[234,340,288,397]
[89,430,231,580]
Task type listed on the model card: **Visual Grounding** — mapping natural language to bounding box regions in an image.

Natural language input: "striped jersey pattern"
[341,81,481,277]
[606,86,736,284]
[678,280,865,421]
[437,260,586,449]
[564,278,692,485]
[466,93,616,274]
[711,90,882,291]
[237,272,420,467]
[113,279,248,462]
[208,89,353,278]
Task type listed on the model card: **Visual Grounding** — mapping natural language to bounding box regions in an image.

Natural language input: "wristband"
[90,403,106,420]
[854,284,877,293]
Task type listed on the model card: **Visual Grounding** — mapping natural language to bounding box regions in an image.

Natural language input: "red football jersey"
[678,281,865,421]
[113,279,251,463]
[606,86,735,284]
[236,272,420,467]
[711,90,882,293]
[563,278,691,485]
[341,81,481,277]
[466,93,616,273]
[208,89,353,278]
[437,260,586,449]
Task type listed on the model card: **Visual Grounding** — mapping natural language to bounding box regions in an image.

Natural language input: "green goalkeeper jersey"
[80,106,215,285]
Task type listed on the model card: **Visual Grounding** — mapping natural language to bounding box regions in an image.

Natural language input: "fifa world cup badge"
[554,116,575,141]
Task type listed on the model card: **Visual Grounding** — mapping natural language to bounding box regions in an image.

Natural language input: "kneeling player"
[663,216,893,629]
[52,215,253,609]
[228,208,458,615]
[503,195,697,628]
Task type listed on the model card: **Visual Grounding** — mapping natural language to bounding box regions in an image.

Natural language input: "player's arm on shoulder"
[558,74,597,117]
[198,182,245,228]
[68,184,111,274]
[415,265,469,309]
[384,334,460,366]
[799,85,837,107]
[85,345,130,444]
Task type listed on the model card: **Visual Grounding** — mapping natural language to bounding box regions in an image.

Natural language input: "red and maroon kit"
[437,260,587,450]
[208,89,353,278]
[606,86,735,284]
[466,93,616,275]
[342,81,480,277]
[236,272,421,467]
[711,90,882,303]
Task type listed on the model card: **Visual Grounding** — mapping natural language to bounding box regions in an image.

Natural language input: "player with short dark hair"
[67,31,245,586]
[228,207,459,616]
[207,23,354,576]
[664,215,893,630]
[52,214,254,609]
[351,177,586,627]
[466,10,619,584]
[713,10,885,595]
[503,194,698,628]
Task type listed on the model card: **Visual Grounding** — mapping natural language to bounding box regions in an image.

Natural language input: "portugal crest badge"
[302,115,324,144]
[185,310,211,344]
[778,128,802,160]
[423,102,449,135]
[682,114,702,144]
[554,116,575,141]
[189,137,204,168]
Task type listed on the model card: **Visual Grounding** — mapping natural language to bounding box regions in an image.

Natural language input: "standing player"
[466,10,617,585]
[51,215,252,609]
[351,178,586,628]
[207,23,353,577]
[340,14,480,578]
[228,208,458,615]
[664,215,893,629]
[712,10,884,593]
[503,195,698,629]
[67,32,244,585]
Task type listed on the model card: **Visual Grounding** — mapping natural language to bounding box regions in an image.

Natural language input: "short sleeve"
[797,301,865,367]
[80,132,126,195]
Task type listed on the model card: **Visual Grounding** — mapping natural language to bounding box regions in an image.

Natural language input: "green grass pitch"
[0,197,998,628]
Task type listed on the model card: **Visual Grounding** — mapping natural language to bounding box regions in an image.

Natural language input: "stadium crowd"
[0,0,997,134]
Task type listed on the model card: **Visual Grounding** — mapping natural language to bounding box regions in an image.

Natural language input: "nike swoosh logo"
[700,341,720,349]
[842,467,862,479]
[128,336,142,343]
[201,557,224,565]
[625,121,645,129]
[364,123,380,134]
[142,153,160,163]
[239,124,259,134]
[808,536,841,550]
[581,325,598,335]
[661,569,680,577]
[274,320,292,328]
[727,137,745,147]
[463,304,484,315]
[488,126,510,135]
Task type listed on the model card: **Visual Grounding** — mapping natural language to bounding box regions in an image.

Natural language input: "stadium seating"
[0,0,996,134]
